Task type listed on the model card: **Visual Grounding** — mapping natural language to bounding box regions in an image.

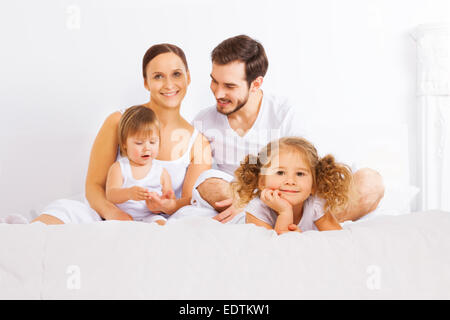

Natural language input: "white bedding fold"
[1,211,449,299]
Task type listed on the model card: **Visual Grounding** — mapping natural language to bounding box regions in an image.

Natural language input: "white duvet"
[1,211,449,299]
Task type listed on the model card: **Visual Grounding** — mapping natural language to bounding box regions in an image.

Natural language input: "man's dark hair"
[211,35,268,87]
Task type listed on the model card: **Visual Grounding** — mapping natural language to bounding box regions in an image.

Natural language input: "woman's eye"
[154,74,163,80]
[173,72,181,77]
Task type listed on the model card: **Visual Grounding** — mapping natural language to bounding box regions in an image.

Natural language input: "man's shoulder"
[261,92,296,123]
[192,105,218,123]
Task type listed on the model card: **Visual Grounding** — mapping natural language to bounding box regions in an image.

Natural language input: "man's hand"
[213,198,239,223]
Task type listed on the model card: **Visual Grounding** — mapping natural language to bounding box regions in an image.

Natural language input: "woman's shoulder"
[104,111,122,128]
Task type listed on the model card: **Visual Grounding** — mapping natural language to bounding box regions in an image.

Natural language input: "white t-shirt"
[192,92,310,176]
[244,196,326,231]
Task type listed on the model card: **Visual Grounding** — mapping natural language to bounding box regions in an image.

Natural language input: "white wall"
[0,0,449,218]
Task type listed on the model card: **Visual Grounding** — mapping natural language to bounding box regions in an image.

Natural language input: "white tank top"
[115,157,163,220]
[117,107,199,199]
[153,128,198,199]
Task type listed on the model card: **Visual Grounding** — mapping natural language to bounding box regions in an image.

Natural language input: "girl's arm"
[85,112,133,221]
[314,211,343,231]
[273,209,294,234]
[246,212,273,230]
[246,211,296,235]
[260,189,294,234]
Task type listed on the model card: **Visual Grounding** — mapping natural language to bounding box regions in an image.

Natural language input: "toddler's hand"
[162,189,175,200]
[260,189,292,214]
[128,186,150,201]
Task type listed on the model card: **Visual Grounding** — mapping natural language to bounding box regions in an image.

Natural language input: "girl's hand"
[260,188,292,214]
[128,186,150,201]
[278,224,302,235]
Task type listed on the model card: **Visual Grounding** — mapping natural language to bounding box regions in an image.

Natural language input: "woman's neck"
[145,100,181,127]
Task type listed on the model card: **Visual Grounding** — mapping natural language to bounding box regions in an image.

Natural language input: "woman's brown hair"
[142,43,189,79]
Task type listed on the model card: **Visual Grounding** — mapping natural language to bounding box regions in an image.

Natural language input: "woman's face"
[144,52,190,109]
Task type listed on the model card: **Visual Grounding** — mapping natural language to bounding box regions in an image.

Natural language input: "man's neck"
[227,89,263,136]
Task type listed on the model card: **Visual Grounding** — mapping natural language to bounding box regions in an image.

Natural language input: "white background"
[0,0,449,219]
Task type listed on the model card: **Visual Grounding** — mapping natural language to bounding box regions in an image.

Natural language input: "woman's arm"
[314,211,343,231]
[160,168,174,197]
[85,112,133,221]
[169,133,212,213]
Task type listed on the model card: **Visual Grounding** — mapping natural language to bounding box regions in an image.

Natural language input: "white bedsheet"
[1,211,449,299]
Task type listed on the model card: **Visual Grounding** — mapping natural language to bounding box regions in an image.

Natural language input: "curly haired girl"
[232,137,352,234]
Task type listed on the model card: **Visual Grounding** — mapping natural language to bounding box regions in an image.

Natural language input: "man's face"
[210,61,250,115]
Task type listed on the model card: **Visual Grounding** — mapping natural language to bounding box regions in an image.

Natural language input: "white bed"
[1,211,449,299]
[1,123,446,300]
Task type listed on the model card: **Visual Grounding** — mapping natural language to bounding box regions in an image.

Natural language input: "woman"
[33,44,212,224]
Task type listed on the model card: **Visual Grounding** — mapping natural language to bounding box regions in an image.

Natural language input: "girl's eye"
[276,171,284,176]
[135,142,143,145]
[297,172,305,177]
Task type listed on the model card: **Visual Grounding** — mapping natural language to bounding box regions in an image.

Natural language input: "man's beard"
[217,93,249,116]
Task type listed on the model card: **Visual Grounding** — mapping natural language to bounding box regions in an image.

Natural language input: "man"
[192,35,384,224]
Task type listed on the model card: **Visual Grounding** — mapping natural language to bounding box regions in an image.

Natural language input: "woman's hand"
[128,186,150,201]
[260,188,292,214]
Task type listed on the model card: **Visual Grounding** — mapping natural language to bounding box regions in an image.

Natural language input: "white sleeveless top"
[118,107,199,199]
[115,157,163,220]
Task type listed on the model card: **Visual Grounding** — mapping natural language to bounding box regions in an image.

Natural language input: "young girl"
[233,137,352,234]
[106,105,175,225]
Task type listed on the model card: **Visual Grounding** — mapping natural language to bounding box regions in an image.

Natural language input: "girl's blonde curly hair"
[232,137,353,213]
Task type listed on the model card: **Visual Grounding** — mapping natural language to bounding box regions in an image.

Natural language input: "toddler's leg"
[31,214,64,225]
[196,178,233,212]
